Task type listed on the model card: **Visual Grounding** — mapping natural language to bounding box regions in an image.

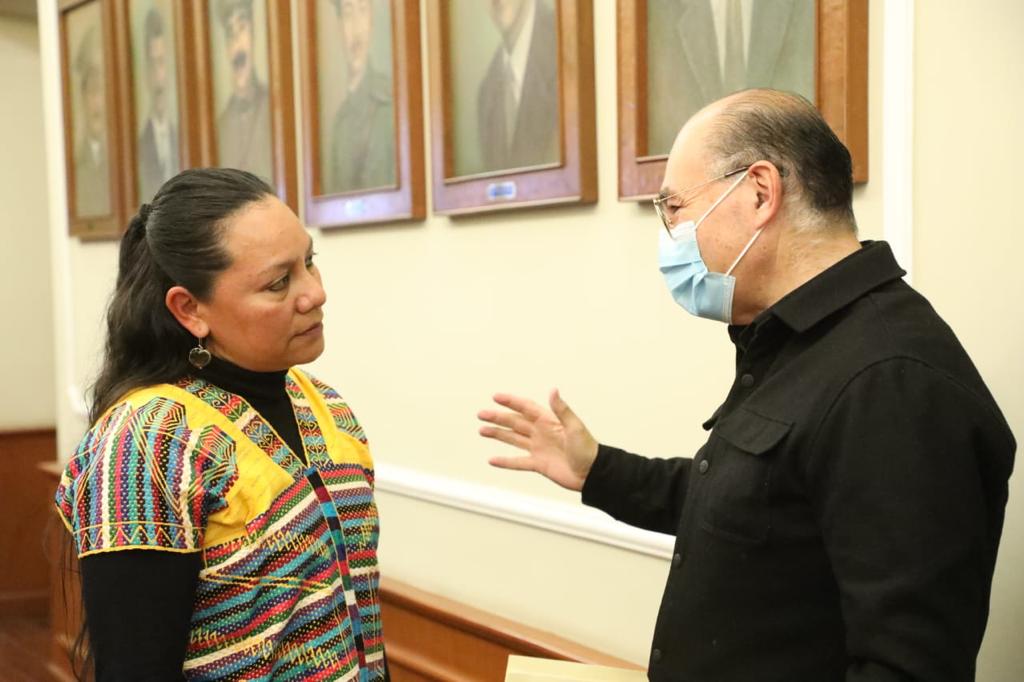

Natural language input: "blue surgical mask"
[658,170,763,323]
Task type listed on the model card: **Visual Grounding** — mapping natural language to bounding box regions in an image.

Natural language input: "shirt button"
[672,553,682,568]
[652,648,662,662]
[740,373,755,387]
[698,459,710,474]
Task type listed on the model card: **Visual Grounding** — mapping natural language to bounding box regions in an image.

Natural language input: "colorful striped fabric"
[55,369,385,681]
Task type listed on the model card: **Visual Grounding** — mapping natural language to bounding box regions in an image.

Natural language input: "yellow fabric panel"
[289,369,374,470]
[130,384,295,549]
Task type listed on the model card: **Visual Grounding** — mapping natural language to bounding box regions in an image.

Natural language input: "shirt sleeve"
[55,396,237,557]
[81,549,202,681]
[805,358,1014,682]
[581,444,694,535]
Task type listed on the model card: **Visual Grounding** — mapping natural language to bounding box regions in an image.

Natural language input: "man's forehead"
[660,147,705,197]
[661,106,722,192]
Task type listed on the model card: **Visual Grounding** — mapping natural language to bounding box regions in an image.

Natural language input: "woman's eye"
[305,253,317,269]
[268,275,289,292]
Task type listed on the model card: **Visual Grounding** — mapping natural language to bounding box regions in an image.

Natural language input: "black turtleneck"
[80,358,304,680]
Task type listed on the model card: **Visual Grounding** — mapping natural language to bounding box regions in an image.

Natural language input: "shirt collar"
[199,354,288,403]
[761,240,906,335]
[151,115,169,138]
[503,0,537,102]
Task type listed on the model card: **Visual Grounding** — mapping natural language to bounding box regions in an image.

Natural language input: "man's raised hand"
[477,389,598,492]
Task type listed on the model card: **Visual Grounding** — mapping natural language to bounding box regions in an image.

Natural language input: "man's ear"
[746,160,784,228]
[165,286,208,339]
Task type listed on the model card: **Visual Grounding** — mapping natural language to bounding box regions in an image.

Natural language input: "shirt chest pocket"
[700,408,792,545]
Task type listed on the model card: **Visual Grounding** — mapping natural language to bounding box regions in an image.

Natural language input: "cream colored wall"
[359,1,882,663]
[914,2,1024,680]
[38,0,1022,675]
[0,14,55,430]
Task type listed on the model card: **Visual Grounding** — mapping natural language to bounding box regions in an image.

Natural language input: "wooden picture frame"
[192,0,298,211]
[617,0,868,201]
[60,0,125,239]
[297,0,425,228]
[112,0,199,212]
[426,0,597,215]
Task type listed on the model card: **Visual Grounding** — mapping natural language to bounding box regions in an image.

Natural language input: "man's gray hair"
[706,89,856,231]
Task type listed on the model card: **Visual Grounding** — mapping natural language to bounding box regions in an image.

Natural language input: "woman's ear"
[165,286,208,338]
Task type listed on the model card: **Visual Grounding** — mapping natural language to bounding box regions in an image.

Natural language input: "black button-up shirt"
[583,242,1015,682]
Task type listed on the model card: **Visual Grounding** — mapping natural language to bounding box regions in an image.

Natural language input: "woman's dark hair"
[88,167,275,423]
[64,169,274,679]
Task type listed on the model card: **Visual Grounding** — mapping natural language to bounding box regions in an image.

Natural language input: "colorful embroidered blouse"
[56,369,385,681]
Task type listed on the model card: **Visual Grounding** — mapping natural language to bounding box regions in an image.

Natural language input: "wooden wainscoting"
[37,459,642,681]
[0,428,57,619]
[40,461,80,682]
[380,577,642,681]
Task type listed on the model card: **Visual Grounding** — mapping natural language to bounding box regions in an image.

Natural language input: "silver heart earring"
[188,336,212,369]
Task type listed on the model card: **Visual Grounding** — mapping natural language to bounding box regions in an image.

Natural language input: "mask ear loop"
[695,169,750,230]
[726,227,765,276]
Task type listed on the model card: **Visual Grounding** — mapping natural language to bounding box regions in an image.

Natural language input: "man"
[478,89,1015,681]
[646,0,815,155]
[73,27,111,218]
[476,0,558,173]
[327,0,395,194]
[137,8,179,202]
[216,0,273,182]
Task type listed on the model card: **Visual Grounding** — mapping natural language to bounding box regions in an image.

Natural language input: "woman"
[55,168,387,680]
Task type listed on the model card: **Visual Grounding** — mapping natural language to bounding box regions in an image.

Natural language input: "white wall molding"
[56,2,911,561]
[883,0,915,282]
[68,384,88,419]
[39,0,82,455]
[68,383,673,560]
[375,461,675,560]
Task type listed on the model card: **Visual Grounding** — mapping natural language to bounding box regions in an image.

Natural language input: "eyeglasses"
[652,167,749,234]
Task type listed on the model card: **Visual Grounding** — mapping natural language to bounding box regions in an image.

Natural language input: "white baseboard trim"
[68,387,672,559]
[374,461,675,560]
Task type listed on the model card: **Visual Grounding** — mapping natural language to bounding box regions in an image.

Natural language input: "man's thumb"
[549,388,575,423]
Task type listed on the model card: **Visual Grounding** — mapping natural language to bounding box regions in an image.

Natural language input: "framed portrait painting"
[112,0,197,209]
[191,0,298,210]
[297,0,425,228]
[427,0,597,215]
[617,0,868,201]
[60,0,125,238]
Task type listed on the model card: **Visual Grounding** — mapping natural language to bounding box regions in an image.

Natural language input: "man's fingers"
[479,425,531,451]
[493,393,545,420]
[477,409,533,437]
[488,455,539,473]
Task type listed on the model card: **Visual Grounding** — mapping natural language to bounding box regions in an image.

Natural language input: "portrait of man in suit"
[323,0,396,195]
[646,0,815,155]
[71,21,111,218]
[213,0,273,183]
[475,0,559,174]
[135,7,179,202]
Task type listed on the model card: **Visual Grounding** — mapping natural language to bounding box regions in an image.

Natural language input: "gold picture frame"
[60,0,126,239]
[617,0,868,201]
[426,0,597,215]
[112,0,199,211]
[297,0,425,228]
[192,0,299,211]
